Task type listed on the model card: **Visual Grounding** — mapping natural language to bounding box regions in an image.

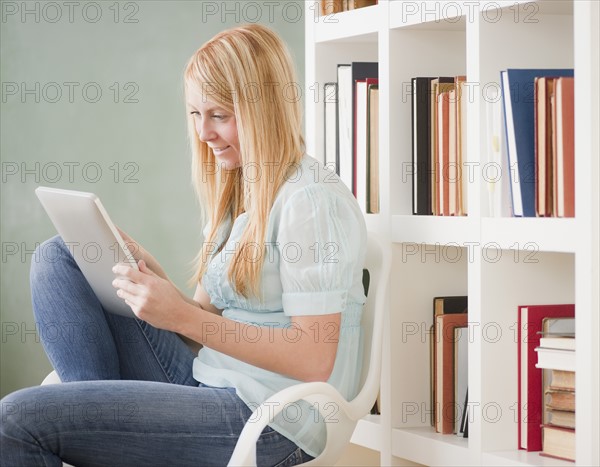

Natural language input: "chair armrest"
[227,381,357,467]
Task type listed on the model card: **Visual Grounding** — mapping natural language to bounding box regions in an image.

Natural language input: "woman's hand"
[116,226,168,281]
[112,260,190,331]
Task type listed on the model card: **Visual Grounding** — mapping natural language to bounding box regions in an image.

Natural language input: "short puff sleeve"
[277,184,366,317]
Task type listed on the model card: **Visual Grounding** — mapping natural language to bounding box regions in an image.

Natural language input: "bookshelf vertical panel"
[573,1,600,464]
[479,251,574,452]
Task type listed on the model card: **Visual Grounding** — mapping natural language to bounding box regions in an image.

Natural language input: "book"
[324,82,338,174]
[485,86,512,217]
[337,64,353,191]
[500,68,574,217]
[430,296,468,426]
[437,90,451,216]
[539,336,575,351]
[545,389,575,412]
[367,83,379,213]
[549,370,575,391]
[355,78,378,212]
[435,313,467,434]
[430,77,455,215]
[448,89,458,216]
[320,0,343,15]
[541,424,575,462]
[434,296,468,317]
[453,325,468,434]
[535,347,576,372]
[347,0,377,9]
[547,409,575,429]
[517,304,575,451]
[455,76,467,216]
[337,62,378,195]
[411,77,434,215]
[542,316,575,336]
[459,388,469,437]
[351,63,378,196]
[553,77,575,217]
[534,77,557,217]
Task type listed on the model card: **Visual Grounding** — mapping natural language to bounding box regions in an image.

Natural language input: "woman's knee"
[30,235,73,282]
[1,386,47,437]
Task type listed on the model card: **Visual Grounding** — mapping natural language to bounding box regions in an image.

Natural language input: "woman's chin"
[216,156,241,171]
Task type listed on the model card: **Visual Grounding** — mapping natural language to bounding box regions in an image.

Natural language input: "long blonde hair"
[184,23,305,297]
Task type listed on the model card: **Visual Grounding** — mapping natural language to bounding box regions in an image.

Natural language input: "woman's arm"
[176,307,340,383]
[112,261,339,382]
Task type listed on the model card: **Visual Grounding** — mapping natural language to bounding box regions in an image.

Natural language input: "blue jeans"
[0,235,312,466]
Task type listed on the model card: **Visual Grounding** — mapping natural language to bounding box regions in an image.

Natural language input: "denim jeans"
[0,235,313,466]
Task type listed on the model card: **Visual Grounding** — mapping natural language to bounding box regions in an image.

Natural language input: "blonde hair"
[184,23,305,297]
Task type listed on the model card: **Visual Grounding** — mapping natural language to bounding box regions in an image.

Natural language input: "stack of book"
[411,76,468,216]
[319,0,377,16]
[536,331,576,462]
[430,296,468,436]
[497,69,575,217]
[323,61,379,213]
[517,304,574,456]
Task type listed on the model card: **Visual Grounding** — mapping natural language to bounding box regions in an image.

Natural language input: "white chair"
[42,232,391,467]
[228,232,390,466]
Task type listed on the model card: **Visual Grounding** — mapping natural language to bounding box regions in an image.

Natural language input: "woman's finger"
[112,277,141,294]
[116,287,140,305]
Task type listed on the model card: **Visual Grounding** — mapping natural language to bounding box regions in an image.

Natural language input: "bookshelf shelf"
[482,449,575,467]
[481,217,578,253]
[488,0,573,16]
[305,1,598,465]
[350,414,382,452]
[313,4,380,43]
[389,0,468,30]
[391,215,476,245]
[391,427,470,465]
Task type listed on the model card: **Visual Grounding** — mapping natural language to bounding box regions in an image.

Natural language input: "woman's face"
[187,89,241,170]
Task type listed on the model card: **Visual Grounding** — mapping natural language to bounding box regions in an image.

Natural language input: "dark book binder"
[412,77,434,215]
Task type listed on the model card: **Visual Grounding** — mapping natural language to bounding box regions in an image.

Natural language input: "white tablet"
[35,186,138,317]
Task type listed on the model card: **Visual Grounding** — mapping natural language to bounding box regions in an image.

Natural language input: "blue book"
[500,68,574,217]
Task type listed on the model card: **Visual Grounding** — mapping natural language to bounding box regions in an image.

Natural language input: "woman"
[0,23,367,466]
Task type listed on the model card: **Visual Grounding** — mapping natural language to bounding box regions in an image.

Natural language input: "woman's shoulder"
[275,154,354,205]
[269,154,365,232]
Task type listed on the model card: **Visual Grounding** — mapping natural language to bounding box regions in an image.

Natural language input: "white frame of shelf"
[305,1,599,465]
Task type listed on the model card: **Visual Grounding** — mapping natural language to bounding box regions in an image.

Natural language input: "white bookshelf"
[305,1,599,465]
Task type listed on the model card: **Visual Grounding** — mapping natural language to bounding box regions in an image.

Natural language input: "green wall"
[0,0,305,397]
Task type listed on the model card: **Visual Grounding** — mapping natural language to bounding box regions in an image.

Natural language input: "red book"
[517,304,575,451]
[435,312,467,434]
[553,77,575,217]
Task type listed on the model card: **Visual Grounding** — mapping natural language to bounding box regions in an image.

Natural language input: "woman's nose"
[196,119,215,142]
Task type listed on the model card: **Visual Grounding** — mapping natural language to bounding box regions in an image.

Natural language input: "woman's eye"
[189,111,200,116]
[212,114,225,120]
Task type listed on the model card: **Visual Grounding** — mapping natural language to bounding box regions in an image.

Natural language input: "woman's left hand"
[112,260,187,331]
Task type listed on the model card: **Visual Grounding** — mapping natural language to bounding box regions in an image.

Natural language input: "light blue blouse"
[193,154,367,458]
